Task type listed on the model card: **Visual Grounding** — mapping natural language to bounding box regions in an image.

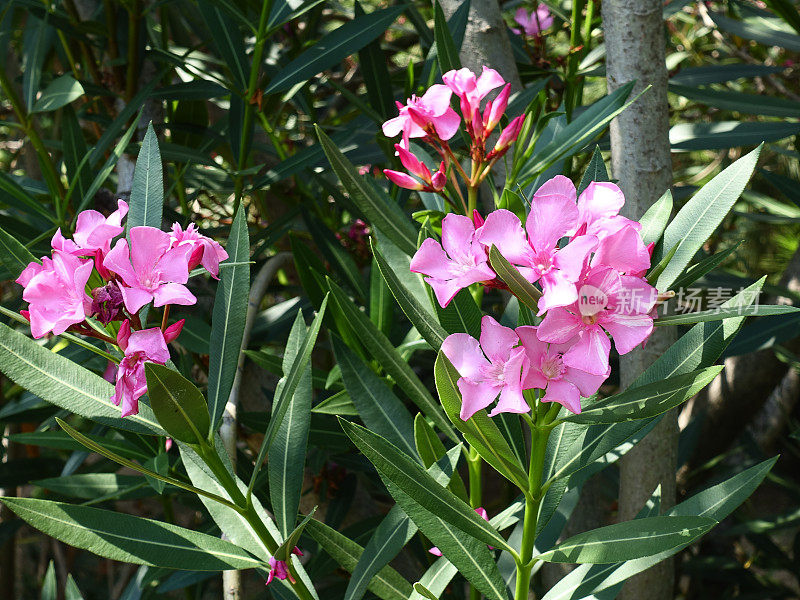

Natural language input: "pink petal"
[152,283,196,307]
[429,547,443,557]
[103,239,137,284]
[592,225,651,274]
[564,364,609,398]
[382,115,407,138]
[515,325,547,364]
[432,107,462,141]
[384,169,423,190]
[578,182,625,223]
[118,285,153,314]
[476,209,532,265]
[420,84,454,116]
[410,239,453,280]
[563,327,610,376]
[600,312,654,355]
[441,214,477,262]
[442,68,477,97]
[475,67,505,99]
[479,315,519,364]
[537,308,583,344]
[538,271,579,315]
[528,182,578,251]
[458,379,499,420]
[426,277,464,308]
[615,275,658,314]
[129,227,171,276]
[553,235,598,281]
[542,379,582,414]
[155,245,192,284]
[127,327,170,363]
[442,333,490,380]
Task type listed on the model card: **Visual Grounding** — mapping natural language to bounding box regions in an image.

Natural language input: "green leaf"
[638,190,673,246]
[657,145,761,290]
[669,84,800,118]
[207,206,250,431]
[275,510,316,562]
[537,516,716,564]
[127,122,164,231]
[413,583,440,600]
[564,367,723,425]
[414,414,469,501]
[305,518,412,600]
[326,278,458,441]
[316,126,418,255]
[144,363,210,445]
[372,240,447,349]
[369,258,394,335]
[62,106,93,207]
[432,287,482,338]
[518,82,635,185]
[31,74,84,113]
[41,560,55,600]
[669,64,782,86]
[435,352,530,493]
[198,0,249,88]
[264,6,404,95]
[489,245,541,313]
[269,312,313,538]
[670,243,741,292]
[345,447,460,600]
[22,15,52,111]
[0,225,38,279]
[56,418,236,509]
[333,338,417,458]
[33,473,147,499]
[577,147,609,195]
[251,299,329,497]
[670,122,799,151]
[340,419,514,554]
[65,575,83,600]
[709,11,800,51]
[655,304,799,326]
[541,458,777,600]
[356,1,395,120]
[312,390,357,415]
[433,1,461,73]
[0,497,264,570]
[0,323,162,434]
[0,172,55,223]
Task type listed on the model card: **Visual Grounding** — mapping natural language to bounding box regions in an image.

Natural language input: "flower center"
[481,361,505,385]
[541,353,564,380]
[534,251,553,274]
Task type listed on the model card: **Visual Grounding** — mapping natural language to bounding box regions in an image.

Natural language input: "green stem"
[467,185,478,216]
[514,419,550,600]
[196,443,316,600]
[467,446,482,600]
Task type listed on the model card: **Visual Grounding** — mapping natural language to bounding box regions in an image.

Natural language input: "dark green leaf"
[31,74,84,113]
[145,363,210,445]
[127,122,163,231]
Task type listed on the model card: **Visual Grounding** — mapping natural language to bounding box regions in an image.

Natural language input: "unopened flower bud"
[483,84,511,134]
[489,115,525,158]
[472,210,485,228]
[396,145,432,181]
[431,168,447,191]
[163,318,185,343]
[117,319,132,351]
[384,169,424,191]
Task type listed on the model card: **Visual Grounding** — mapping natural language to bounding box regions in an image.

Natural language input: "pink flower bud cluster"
[15,202,228,417]
[381,66,525,197]
[412,175,659,418]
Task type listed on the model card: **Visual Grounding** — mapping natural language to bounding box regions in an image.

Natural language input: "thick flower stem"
[514,420,550,600]
[467,185,479,216]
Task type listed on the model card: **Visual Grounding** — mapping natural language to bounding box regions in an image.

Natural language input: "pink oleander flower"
[410,214,495,307]
[169,223,229,278]
[52,200,129,280]
[517,326,609,414]
[537,266,658,376]
[16,251,94,339]
[477,177,598,315]
[266,547,303,586]
[382,85,461,149]
[513,4,554,37]
[574,182,639,240]
[384,144,448,192]
[442,316,530,420]
[443,67,505,133]
[104,226,196,314]
[591,223,652,276]
[430,508,490,556]
[112,321,170,417]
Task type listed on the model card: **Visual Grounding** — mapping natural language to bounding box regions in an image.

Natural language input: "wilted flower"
[266,547,303,586]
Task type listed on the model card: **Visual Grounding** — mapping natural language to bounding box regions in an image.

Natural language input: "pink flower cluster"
[15,202,228,417]
[412,176,658,418]
[381,67,524,200]
[266,547,303,586]
[512,4,553,37]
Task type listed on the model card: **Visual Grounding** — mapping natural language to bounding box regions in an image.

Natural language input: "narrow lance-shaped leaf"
[563,366,724,425]
[577,146,609,194]
[433,0,461,73]
[638,190,673,246]
[31,74,84,113]
[0,497,265,571]
[269,311,313,538]
[654,305,799,327]
[0,226,38,279]
[0,323,162,435]
[208,206,250,432]
[536,516,717,564]
[145,363,210,445]
[489,245,542,313]
[127,122,164,231]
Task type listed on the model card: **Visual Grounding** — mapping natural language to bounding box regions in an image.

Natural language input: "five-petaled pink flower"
[410,214,496,307]
[169,223,229,278]
[266,547,303,586]
[513,4,554,37]
[537,265,657,376]
[477,176,598,315]
[104,226,196,314]
[442,316,530,420]
[382,85,460,150]
[517,326,608,414]
[16,251,94,339]
[112,321,171,417]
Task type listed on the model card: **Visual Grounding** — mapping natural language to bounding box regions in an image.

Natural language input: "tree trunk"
[439,0,522,92]
[602,2,676,600]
